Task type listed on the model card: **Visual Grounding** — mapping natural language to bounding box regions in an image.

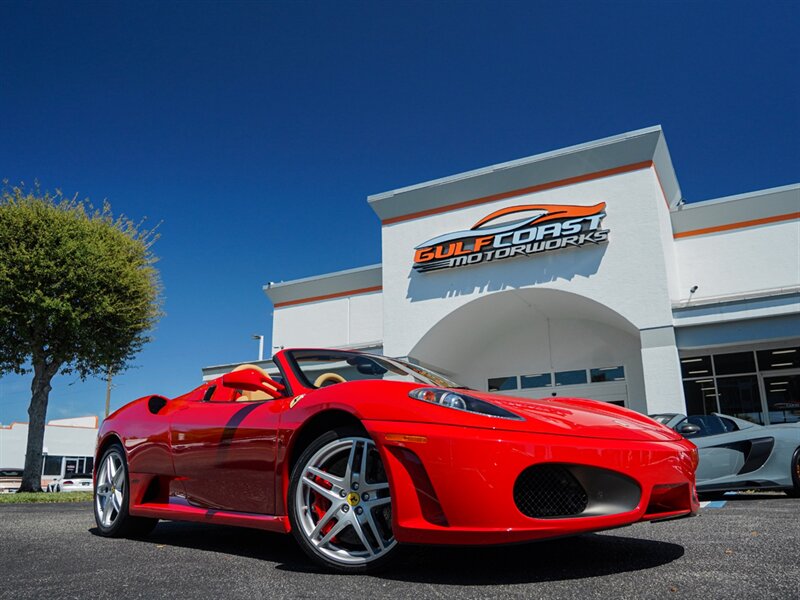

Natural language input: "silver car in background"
[651,413,800,497]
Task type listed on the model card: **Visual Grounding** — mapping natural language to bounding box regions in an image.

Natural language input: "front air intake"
[513,464,589,518]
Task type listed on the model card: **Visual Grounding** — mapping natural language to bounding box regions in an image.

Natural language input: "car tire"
[786,447,800,498]
[288,427,398,573]
[94,443,158,538]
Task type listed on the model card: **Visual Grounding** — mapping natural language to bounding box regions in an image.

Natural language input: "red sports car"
[94,348,699,572]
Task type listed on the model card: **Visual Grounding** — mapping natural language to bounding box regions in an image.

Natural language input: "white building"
[205,126,800,425]
[0,416,97,479]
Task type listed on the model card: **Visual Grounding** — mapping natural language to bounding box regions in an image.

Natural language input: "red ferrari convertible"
[94,348,699,572]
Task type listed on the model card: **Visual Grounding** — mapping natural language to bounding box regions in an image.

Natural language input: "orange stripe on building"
[673,212,800,239]
[273,285,383,308]
[381,161,654,225]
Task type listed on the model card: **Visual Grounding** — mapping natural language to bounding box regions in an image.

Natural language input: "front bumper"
[365,420,699,545]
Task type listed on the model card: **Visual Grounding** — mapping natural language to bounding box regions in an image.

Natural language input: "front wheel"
[94,444,158,538]
[786,447,800,498]
[288,428,398,573]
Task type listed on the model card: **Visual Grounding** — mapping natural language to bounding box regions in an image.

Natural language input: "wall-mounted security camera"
[689,285,698,294]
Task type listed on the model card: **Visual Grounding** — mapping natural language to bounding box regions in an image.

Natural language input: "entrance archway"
[408,288,647,413]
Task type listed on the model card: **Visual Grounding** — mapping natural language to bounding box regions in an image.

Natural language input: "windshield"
[285,350,462,389]
[649,414,679,425]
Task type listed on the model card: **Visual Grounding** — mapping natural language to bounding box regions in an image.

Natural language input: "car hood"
[452,389,683,442]
[310,381,682,442]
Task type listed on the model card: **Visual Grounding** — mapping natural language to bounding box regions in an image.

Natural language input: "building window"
[713,351,756,376]
[717,375,763,424]
[682,379,718,416]
[757,347,800,371]
[554,370,587,386]
[43,455,63,476]
[520,373,552,389]
[590,366,625,382]
[765,374,800,424]
[680,356,713,378]
[488,376,518,392]
[680,345,800,425]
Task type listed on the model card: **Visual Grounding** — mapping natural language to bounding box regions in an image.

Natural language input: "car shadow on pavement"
[277,531,685,584]
[372,533,682,585]
[89,522,312,568]
[90,522,684,584]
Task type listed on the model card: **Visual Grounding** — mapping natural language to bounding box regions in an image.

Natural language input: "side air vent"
[147,395,169,415]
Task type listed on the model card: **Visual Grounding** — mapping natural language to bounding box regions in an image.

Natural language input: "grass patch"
[0,491,93,504]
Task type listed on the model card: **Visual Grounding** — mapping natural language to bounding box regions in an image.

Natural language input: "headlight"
[409,388,524,420]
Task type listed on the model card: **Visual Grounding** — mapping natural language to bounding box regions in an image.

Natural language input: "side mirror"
[678,423,701,436]
[221,368,285,399]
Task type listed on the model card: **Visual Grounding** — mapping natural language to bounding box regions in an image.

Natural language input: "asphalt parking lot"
[1,495,798,600]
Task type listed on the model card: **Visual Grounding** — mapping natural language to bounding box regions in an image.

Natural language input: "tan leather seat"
[314,372,347,388]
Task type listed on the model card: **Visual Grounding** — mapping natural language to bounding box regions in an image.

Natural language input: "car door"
[170,384,284,514]
[683,415,774,488]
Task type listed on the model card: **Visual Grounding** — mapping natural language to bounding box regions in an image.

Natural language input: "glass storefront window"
[680,356,712,379]
[683,379,718,415]
[681,346,799,424]
[64,458,78,475]
[717,375,763,424]
[757,347,800,371]
[43,455,63,476]
[554,370,587,386]
[764,374,800,424]
[488,376,517,391]
[520,373,552,389]
[713,351,756,376]
[590,366,625,382]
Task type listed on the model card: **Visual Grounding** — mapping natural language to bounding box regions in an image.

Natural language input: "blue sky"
[0,1,797,424]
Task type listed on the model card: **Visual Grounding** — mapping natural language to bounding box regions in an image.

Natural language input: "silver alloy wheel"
[95,451,125,528]
[295,436,396,566]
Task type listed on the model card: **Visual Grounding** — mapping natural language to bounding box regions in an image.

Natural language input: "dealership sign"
[413,203,609,273]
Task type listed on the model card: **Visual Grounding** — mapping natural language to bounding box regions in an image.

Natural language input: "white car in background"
[0,468,23,493]
[47,473,93,492]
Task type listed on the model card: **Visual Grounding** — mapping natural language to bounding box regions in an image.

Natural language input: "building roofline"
[263,264,383,308]
[368,126,664,202]
[679,183,800,210]
[672,183,800,238]
[0,416,99,430]
[262,263,382,291]
[367,126,682,223]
